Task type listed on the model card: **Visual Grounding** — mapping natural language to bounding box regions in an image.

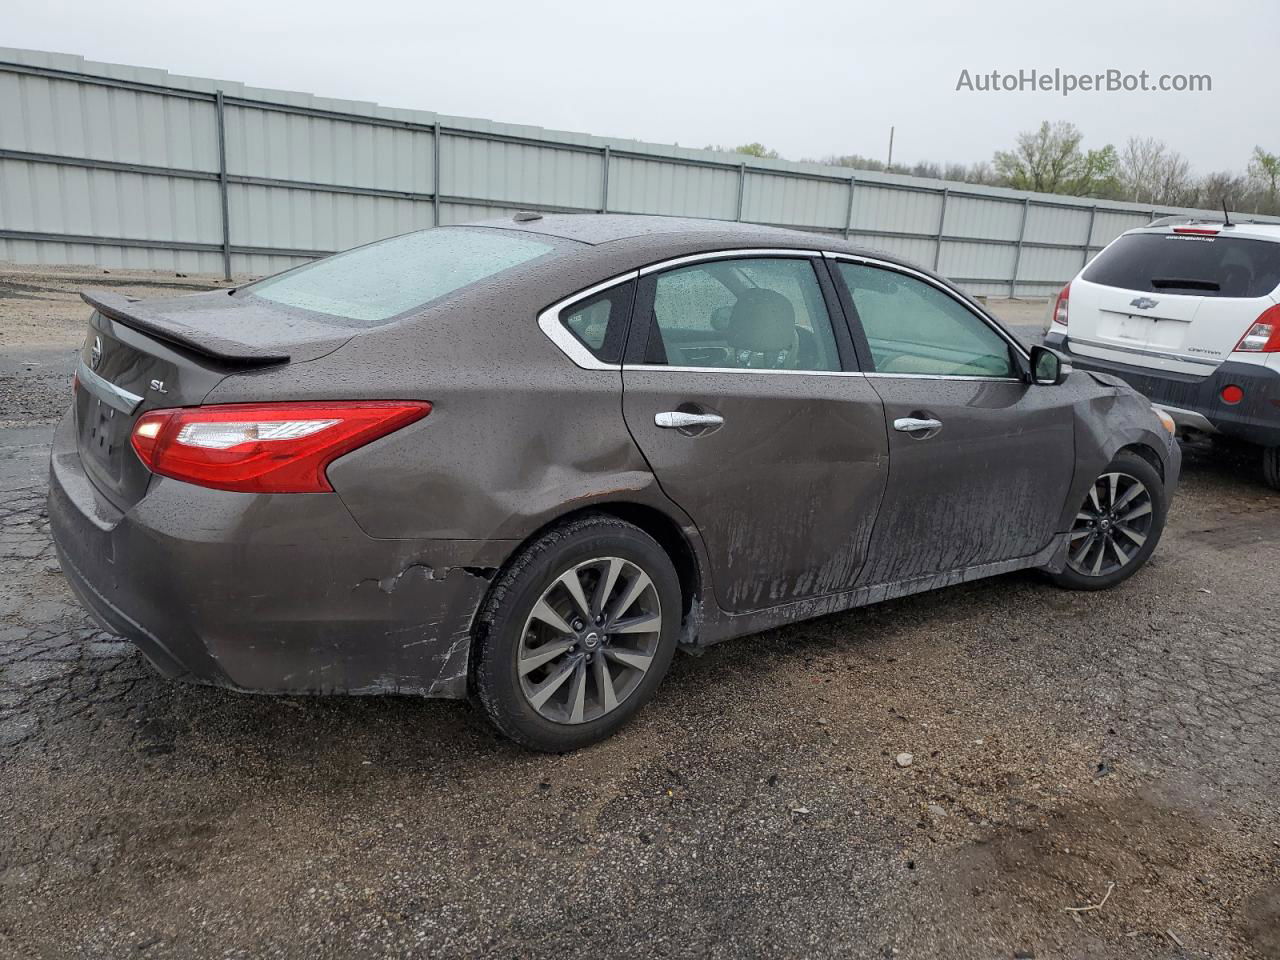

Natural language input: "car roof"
[463,212,896,253]
[457,212,923,273]
[467,213,840,246]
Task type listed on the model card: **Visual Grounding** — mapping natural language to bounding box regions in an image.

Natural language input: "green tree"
[1068,144,1121,197]
[993,121,1090,194]
[704,142,782,160]
[1248,146,1280,209]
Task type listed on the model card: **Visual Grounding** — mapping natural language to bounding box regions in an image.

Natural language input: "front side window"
[837,263,1015,378]
[246,227,556,325]
[646,257,841,371]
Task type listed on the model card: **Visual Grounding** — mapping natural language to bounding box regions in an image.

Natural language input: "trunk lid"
[1069,277,1274,376]
[73,289,353,509]
[1067,229,1280,377]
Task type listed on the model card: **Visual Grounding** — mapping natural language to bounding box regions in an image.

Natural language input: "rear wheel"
[471,515,681,752]
[1047,451,1167,591]
[1264,446,1280,491]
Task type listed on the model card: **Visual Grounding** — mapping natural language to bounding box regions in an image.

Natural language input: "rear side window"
[246,228,556,324]
[559,282,634,363]
[645,257,842,371]
[1083,233,1280,298]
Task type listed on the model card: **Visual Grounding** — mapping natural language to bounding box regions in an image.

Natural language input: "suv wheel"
[1047,450,1168,591]
[1264,446,1280,491]
[471,515,681,752]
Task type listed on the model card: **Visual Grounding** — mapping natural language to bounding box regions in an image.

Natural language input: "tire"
[1047,450,1168,591]
[471,514,681,752]
[1264,446,1280,491]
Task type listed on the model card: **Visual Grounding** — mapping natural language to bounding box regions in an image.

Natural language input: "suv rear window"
[246,228,556,324]
[1083,232,1280,298]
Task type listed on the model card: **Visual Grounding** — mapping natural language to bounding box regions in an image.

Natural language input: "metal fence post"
[1009,197,1030,298]
[432,122,442,226]
[214,90,231,282]
[735,163,746,221]
[843,176,856,239]
[932,188,949,270]
[600,145,610,214]
[1081,204,1098,268]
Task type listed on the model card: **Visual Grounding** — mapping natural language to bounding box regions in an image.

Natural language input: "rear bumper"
[1048,332,1280,448]
[47,410,512,698]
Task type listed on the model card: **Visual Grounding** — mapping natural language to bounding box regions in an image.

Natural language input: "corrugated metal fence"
[2,47,1273,297]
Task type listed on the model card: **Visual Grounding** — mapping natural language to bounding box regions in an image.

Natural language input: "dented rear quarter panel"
[50,217,1183,700]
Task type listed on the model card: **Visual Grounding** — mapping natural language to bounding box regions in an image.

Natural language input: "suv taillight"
[130,401,431,493]
[1052,282,1070,327]
[1234,304,1280,354]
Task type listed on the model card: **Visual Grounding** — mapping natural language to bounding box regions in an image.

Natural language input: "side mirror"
[1030,345,1071,385]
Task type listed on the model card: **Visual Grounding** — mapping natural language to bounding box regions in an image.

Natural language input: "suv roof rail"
[1146,213,1263,228]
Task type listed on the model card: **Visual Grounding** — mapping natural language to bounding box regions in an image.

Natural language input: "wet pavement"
[0,271,1276,959]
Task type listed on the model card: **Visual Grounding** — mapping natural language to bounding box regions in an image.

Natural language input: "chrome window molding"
[637,247,822,276]
[536,270,639,370]
[621,364,863,377]
[540,247,1033,383]
[75,358,143,414]
[863,372,1024,382]
[822,251,1031,362]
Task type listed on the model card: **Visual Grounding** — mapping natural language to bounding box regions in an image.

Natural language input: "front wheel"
[1047,450,1168,591]
[470,515,681,752]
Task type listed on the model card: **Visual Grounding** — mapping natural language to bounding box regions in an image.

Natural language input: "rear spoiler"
[80,290,290,366]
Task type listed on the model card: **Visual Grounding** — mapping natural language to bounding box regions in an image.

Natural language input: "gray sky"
[7,0,1277,174]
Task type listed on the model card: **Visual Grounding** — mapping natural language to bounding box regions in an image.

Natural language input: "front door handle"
[655,411,724,430]
[893,417,943,434]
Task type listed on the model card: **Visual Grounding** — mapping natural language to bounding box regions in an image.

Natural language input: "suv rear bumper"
[1047,332,1280,448]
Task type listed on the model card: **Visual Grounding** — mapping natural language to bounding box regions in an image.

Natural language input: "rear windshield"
[245,228,556,323]
[1083,232,1280,298]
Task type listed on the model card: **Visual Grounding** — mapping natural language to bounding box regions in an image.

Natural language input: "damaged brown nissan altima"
[48,214,1180,751]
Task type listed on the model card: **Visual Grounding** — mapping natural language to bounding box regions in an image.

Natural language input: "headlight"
[1154,407,1176,436]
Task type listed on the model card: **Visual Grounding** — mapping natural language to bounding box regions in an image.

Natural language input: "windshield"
[1082,232,1280,298]
[245,227,557,324]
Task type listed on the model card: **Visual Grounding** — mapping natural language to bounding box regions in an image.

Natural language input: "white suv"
[1046,217,1280,488]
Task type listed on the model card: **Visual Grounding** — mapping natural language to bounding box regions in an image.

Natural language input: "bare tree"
[1194,171,1249,210]
[1119,137,1193,206]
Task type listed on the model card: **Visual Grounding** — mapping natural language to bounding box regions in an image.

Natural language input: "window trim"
[537,247,1030,379]
[537,270,639,370]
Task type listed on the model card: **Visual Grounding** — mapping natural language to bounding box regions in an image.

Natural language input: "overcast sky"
[7,0,1277,174]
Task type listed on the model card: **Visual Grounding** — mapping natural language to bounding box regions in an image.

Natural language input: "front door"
[829,258,1076,585]
[621,253,889,613]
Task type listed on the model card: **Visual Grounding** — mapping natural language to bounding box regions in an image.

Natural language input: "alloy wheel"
[516,557,663,724]
[1067,471,1154,577]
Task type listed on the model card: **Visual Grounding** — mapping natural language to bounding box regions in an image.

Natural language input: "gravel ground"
[0,267,1275,960]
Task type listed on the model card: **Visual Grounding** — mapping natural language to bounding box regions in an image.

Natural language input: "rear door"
[621,252,889,613]
[1069,230,1280,375]
[829,256,1075,585]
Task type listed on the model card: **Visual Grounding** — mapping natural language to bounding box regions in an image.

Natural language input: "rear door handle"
[893,417,942,433]
[655,411,724,430]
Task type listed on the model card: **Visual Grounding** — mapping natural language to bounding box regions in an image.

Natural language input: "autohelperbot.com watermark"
[956,68,1211,96]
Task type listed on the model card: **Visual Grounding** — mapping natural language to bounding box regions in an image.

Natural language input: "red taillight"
[1221,385,1244,405]
[1172,226,1220,235]
[1052,282,1070,327]
[1233,304,1280,354]
[130,401,431,493]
